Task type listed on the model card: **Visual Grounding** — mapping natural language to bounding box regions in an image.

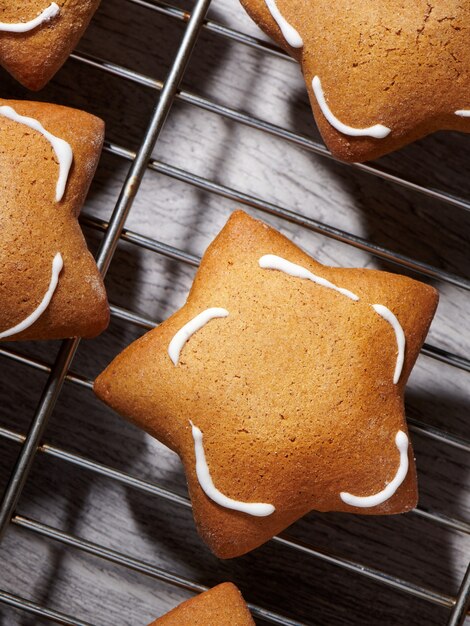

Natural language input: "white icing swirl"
[0,3,60,33]
[312,76,391,139]
[264,0,303,48]
[455,110,470,117]
[0,253,63,339]
[190,421,275,517]
[168,308,229,365]
[340,431,409,508]
[372,304,405,384]
[259,254,360,301]
[0,105,73,202]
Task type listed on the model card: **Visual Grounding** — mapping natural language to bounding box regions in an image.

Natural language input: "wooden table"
[0,0,469,624]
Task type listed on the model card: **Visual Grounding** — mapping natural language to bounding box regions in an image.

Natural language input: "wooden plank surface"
[0,0,469,624]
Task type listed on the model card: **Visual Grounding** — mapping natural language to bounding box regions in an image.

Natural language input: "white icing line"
[264,0,303,48]
[455,110,470,117]
[0,105,73,202]
[168,307,229,365]
[0,253,63,339]
[259,254,360,301]
[312,76,391,139]
[340,431,409,508]
[190,421,275,517]
[372,304,405,384]
[0,3,60,33]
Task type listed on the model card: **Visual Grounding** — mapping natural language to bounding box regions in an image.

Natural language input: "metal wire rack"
[0,0,469,623]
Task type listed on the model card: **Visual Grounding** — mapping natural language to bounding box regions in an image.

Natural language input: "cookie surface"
[148,583,254,625]
[0,1,101,90]
[95,211,438,558]
[0,99,109,341]
[238,0,470,161]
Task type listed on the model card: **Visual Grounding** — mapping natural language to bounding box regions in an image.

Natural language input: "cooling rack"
[0,0,469,624]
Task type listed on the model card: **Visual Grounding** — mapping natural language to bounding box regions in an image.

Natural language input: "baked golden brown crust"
[0,1,101,90]
[238,0,470,161]
[0,99,109,341]
[148,583,254,625]
[94,211,438,558]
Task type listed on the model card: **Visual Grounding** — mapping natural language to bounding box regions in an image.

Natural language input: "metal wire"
[10,515,302,626]
[1,404,464,620]
[0,590,95,626]
[102,140,470,291]
[448,564,470,626]
[0,421,463,616]
[0,0,469,623]
[0,421,465,614]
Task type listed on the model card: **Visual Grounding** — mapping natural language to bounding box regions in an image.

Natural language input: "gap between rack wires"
[8,516,300,626]
[125,0,293,59]
[97,139,470,293]
[6,511,458,615]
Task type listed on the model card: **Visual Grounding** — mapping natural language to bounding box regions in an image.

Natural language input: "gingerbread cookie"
[147,583,254,625]
[0,99,109,341]
[238,0,470,161]
[94,211,438,558]
[0,1,101,90]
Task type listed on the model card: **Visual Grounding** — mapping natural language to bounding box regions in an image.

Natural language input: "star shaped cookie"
[238,0,470,161]
[0,1,101,90]
[148,583,254,625]
[94,211,438,558]
[0,98,109,341]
